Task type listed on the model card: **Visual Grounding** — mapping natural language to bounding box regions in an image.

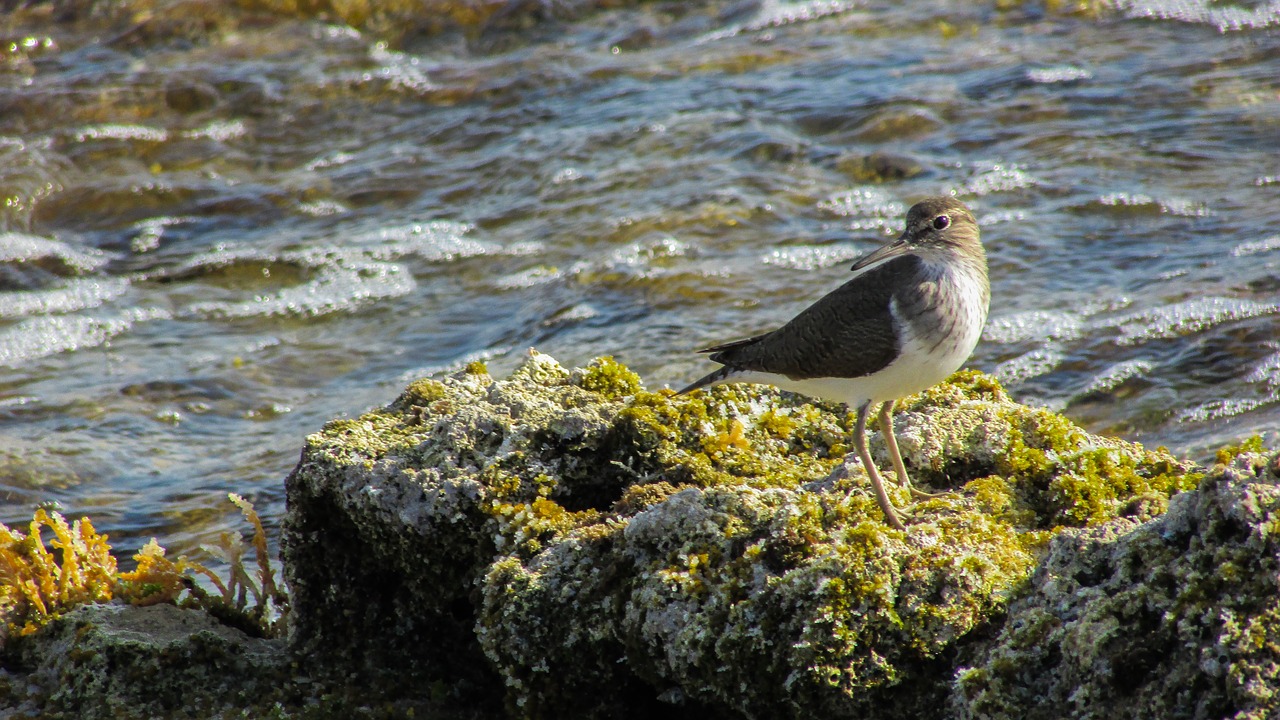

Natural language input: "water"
[2,0,1279,561]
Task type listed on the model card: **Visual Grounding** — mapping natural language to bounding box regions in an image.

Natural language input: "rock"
[5,352,1274,719]
[951,452,1280,720]
[835,150,927,183]
[4,603,290,720]
[851,106,943,142]
[281,351,1212,718]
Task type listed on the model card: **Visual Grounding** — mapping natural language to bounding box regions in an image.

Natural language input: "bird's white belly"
[746,341,964,408]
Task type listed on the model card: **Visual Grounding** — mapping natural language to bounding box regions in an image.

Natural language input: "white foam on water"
[542,303,598,326]
[74,124,168,143]
[142,219,539,320]
[0,308,169,367]
[0,232,108,273]
[493,265,565,290]
[0,277,130,318]
[992,346,1066,386]
[1098,192,1210,216]
[1114,0,1280,32]
[1246,350,1280,387]
[1110,297,1279,345]
[183,120,248,142]
[363,41,438,93]
[978,209,1027,227]
[1100,191,1156,208]
[349,221,496,262]
[960,163,1038,196]
[297,200,350,217]
[305,151,356,171]
[984,310,1085,344]
[817,187,905,232]
[610,236,689,267]
[562,236,692,281]
[1159,197,1212,217]
[130,216,196,253]
[1079,359,1156,396]
[1027,65,1093,84]
[761,244,863,271]
[1174,397,1271,424]
[697,0,864,42]
[184,258,415,319]
[1230,235,1280,257]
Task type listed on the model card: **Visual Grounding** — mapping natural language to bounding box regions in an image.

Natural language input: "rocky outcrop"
[6,352,1277,719]
[281,351,1243,719]
[4,603,291,719]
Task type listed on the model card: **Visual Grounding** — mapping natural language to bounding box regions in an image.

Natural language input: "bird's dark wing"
[702,254,919,380]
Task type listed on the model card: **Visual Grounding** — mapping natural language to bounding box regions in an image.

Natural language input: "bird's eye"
[932,215,951,230]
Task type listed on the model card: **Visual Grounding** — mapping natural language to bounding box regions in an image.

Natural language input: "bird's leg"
[856,402,906,531]
[878,400,944,500]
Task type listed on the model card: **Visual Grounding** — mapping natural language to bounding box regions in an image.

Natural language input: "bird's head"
[852,196,983,272]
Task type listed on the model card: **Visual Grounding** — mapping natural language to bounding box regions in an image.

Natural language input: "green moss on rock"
[572,356,642,399]
[282,351,1221,719]
[952,453,1280,720]
[893,371,1201,529]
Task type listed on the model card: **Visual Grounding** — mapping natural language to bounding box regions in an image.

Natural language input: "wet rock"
[6,353,1273,719]
[835,150,927,183]
[851,106,943,142]
[610,24,659,51]
[4,603,291,720]
[281,351,1222,718]
[164,81,220,114]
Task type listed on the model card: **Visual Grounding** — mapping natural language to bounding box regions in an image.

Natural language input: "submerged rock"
[282,350,1244,719]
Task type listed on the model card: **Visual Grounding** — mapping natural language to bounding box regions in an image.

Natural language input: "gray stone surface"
[952,452,1280,720]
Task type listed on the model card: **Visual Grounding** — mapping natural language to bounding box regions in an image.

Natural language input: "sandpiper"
[679,196,989,530]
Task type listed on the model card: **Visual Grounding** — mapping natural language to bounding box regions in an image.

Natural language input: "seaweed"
[1,493,286,643]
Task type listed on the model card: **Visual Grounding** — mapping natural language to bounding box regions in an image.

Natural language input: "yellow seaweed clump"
[1,494,285,641]
[0,509,117,639]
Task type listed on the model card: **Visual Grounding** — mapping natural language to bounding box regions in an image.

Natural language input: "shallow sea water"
[2,0,1279,560]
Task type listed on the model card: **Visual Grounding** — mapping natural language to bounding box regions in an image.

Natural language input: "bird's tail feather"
[677,366,737,395]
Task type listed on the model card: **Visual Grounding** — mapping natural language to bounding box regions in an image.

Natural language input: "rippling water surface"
[2,0,1279,559]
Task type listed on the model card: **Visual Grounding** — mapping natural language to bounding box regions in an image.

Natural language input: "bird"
[678,196,989,530]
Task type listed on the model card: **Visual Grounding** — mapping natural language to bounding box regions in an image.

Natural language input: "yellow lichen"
[703,418,750,456]
[117,539,220,607]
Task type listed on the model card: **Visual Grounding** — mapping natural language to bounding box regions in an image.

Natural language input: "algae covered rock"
[952,452,1280,720]
[283,350,1211,718]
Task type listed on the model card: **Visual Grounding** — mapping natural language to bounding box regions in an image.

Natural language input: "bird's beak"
[850,236,912,272]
